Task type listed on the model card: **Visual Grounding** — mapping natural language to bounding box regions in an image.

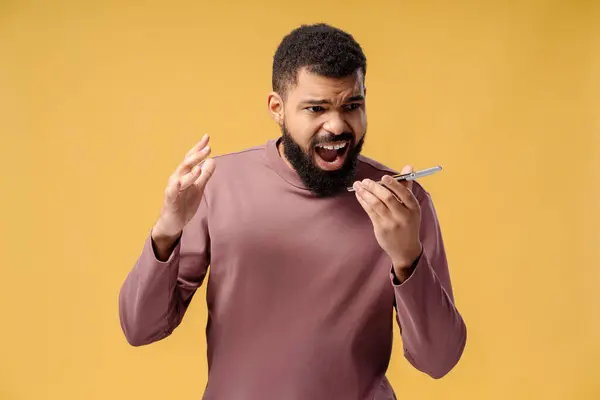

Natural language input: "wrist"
[391,244,423,283]
[392,243,423,269]
[151,218,182,242]
[151,228,180,243]
[151,223,182,262]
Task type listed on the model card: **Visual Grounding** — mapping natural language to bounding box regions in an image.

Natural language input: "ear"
[267,91,284,125]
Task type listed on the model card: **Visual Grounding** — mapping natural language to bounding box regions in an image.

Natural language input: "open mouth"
[314,140,351,171]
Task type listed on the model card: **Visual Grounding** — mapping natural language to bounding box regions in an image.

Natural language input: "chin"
[280,125,366,197]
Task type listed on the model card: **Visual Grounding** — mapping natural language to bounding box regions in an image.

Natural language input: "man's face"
[269,67,367,197]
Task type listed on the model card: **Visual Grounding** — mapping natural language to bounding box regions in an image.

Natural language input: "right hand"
[152,134,216,242]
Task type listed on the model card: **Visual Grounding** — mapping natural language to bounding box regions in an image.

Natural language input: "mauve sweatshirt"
[119,138,467,400]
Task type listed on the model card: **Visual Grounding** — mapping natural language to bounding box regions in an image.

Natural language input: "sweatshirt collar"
[265,136,310,190]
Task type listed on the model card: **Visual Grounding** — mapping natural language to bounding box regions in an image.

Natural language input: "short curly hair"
[272,23,367,96]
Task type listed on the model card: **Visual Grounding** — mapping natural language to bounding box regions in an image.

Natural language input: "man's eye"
[344,103,361,111]
[306,106,325,113]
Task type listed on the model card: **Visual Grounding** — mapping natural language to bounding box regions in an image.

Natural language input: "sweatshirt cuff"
[389,248,428,289]
[145,231,182,266]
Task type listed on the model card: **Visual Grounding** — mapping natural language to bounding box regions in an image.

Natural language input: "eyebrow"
[299,95,365,105]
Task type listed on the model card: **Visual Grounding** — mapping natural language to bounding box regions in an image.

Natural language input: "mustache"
[311,132,355,147]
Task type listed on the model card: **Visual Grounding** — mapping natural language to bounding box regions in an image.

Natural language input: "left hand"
[353,165,423,278]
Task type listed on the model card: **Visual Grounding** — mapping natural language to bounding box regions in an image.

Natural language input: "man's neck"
[277,140,295,171]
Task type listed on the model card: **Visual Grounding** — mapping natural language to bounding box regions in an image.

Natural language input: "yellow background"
[2,1,599,399]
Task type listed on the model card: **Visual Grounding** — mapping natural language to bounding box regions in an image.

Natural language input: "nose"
[322,112,348,136]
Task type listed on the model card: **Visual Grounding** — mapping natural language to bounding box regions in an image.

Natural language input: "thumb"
[193,158,216,190]
[401,164,414,190]
[165,178,182,204]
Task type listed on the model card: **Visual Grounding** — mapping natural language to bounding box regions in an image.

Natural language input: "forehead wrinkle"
[291,69,364,103]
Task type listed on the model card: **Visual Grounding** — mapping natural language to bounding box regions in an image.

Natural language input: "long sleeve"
[118,196,211,346]
[392,189,467,379]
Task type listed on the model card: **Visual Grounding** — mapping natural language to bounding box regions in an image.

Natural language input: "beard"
[280,123,365,197]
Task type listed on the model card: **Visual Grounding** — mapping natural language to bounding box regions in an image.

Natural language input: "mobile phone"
[346,165,443,192]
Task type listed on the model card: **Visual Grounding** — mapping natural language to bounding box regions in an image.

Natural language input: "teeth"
[317,142,347,150]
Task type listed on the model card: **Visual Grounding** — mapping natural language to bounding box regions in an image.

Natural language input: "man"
[119,23,467,399]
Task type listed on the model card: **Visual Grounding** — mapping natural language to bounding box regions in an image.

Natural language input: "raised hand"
[353,165,423,282]
[151,134,215,259]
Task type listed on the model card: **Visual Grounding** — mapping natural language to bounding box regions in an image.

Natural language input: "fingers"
[360,178,407,216]
[164,134,213,199]
[353,182,383,223]
[164,174,182,202]
[353,180,395,221]
[185,134,210,158]
[176,145,211,176]
[179,163,204,191]
[354,164,419,217]
[168,157,215,197]
[180,158,215,191]
[399,165,414,191]
[175,135,212,176]
[192,158,216,190]
[381,175,419,211]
